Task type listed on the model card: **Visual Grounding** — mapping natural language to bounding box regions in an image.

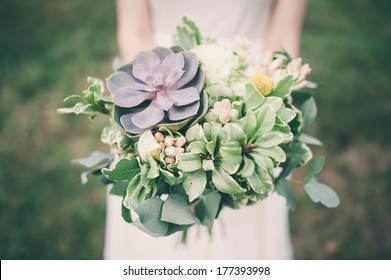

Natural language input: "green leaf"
[123,175,143,209]
[301,96,317,124]
[161,193,197,225]
[284,141,313,166]
[185,124,205,142]
[242,110,257,139]
[110,181,128,196]
[249,151,274,173]
[177,154,202,172]
[223,123,245,144]
[102,157,140,182]
[219,141,243,174]
[147,157,160,179]
[63,95,87,103]
[252,146,286,163]
[304,156,325,184]
[202,159,215,171]
[182,169,207,202]
[298,133,323,146]
[275,179,296,211]
[269,75,293,99]
[159,168,184,185]
[254,132,285,148]
[195,192,222,230]
[244,83,265,111]
[132,219,162,238]
[277,106,296,123]
[121,194,132,223]
[259,96,283,111]
[186,141,207,155]
[212,167,245,194]
[277,158,301,181]
[206,139,217,156]
[249,105,276,143]
[182,15,202,45]
[71,151,111,168]
[135,197,169,236]
[304,177,340,208]
[247,166,274,195]
[238,156,255,178]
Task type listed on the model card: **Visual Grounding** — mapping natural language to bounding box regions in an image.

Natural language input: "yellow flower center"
[248,72,273,96]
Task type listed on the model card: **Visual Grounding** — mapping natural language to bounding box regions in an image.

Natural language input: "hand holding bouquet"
[59,16,339,238]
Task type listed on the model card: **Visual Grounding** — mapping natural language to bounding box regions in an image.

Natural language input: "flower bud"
[175,136,186,147]
[176,148,184,154]
[164,137,174,147]
[229,109,239,122]
[164,156,175,165]
[159,142,166,150]
[164,146,176,157]
[154,132,164,142]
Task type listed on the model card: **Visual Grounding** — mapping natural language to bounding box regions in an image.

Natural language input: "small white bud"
[229,109,239,122]
[154,132,164,142]
[164,137,174,147]
[164,146,176,157]
[164,156,175,165]
[175,136,186,147]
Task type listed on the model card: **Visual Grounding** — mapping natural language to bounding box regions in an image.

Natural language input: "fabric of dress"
[104,0,294,260]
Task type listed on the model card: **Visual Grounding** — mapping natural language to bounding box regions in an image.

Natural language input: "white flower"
[193,44,239,82]
[137,130,161,162]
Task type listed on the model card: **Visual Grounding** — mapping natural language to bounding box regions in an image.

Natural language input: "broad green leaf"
[110,181,128,196]
[135,197,169,236]
[177,154,202,172]
[247,166,274,194]
[259,96,283,111]
[304,177,340,208]
[186,140,207,155]
[219,141,243,174]
[161,193,196,225]
[182,169,207,201]
[238,156,255,178]
[273,115,294,142]
[123,174,143,209]
[132,219,162,238]
[276,158,301,181]
[195,192,222,230]
[203,122,222,142]
[304,156,325,184]
[212,167,245,194]
[275,179,296,211]
[164,224,193,236]
[71,151,111,168]
[102,157,140,182]
[301,96,317,124]
[253,146,286,163]
[269,75,293,99]
[206,139,217,156]
[298,133,323,146]
[254,132,285,148]
[159,168,184,186]
[244,83,265,111]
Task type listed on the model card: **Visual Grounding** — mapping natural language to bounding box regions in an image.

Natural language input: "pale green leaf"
[135,197,169,236]
[247,166,274,194]
[249,152,274,173]
[147,157,160,179]
[185,124,205,142]
[253,146,286,163]
[244,83,265,111]
[254,132,285,148]
[212,167,245,194]
[242,110,257,139]
[285,141,313,166]
[298,133,323,146]
[249,105,276,143]
[177,154,202,172]
[71,151,110,168]
[202,159,215,171]
[219,141,243,174]
[223,123,245,144]
[277,106,296,123]
[159,168,184,186]
[238,156,255,178]
[304,156,325,184]
[186,140,207,155]
[182,169,207,201]
[304,177,340,208]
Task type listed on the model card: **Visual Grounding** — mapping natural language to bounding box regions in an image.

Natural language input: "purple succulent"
[107,47,205,135]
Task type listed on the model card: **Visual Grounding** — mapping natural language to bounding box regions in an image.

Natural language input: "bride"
[104,0,308,259]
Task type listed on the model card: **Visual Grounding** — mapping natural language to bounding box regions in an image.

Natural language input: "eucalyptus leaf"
[195,192,222,230]
[161,193,196,225]
[275,179,296,211]
[298,133,323,146]
[102,157,140,182]
[304,177,340,208]
[135,197,169,236]
[182,169,207,201]
[71,151,110,168]
[304,156,325,184]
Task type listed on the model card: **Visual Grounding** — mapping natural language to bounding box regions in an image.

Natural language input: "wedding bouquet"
[58,16,339,238]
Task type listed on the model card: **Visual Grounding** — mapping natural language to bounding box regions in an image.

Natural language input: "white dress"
[104,0,294,260]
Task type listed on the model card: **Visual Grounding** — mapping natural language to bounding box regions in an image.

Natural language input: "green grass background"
[1,0,390,259]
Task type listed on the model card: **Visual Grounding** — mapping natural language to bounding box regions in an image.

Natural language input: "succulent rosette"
[106,47,207,136]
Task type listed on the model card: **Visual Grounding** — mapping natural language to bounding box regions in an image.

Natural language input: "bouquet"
[58,16,339,238]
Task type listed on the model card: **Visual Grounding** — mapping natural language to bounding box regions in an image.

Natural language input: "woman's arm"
[264,0,308,58]
[116,0,153,62]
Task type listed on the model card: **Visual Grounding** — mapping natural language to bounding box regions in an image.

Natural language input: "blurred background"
[0,0,390,259]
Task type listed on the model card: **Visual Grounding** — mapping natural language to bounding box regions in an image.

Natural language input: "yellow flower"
[248,72,273,96]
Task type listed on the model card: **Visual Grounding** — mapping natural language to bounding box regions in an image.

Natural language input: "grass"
[0,0,390,259]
